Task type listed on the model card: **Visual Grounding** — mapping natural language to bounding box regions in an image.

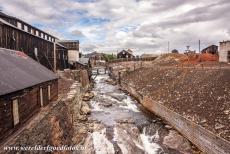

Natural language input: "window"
[41,33,44,38]
[24,25,28,32]
[44,34,47,40]
[31,28,35,35]
[36,30,39,36]
[17,22,22,29]
[12,99,20,126]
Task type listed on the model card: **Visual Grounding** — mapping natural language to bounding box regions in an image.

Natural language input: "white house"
[219,41,230,63]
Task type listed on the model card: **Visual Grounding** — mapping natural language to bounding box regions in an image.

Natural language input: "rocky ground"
[121,67,230,141]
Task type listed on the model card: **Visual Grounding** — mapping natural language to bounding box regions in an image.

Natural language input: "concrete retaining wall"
[121,82,230,154]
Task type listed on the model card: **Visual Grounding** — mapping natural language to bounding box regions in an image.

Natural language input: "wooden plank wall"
[0,80,58,143]
[0,99,13,141]
[50,80,58,101]
[0,24,54,70]
[56,45,69,70]
[18,87,40,124]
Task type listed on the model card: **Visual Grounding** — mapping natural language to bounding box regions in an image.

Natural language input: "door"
[12,99,20,126]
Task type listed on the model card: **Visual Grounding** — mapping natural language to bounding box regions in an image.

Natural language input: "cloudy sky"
[1,0,230,55]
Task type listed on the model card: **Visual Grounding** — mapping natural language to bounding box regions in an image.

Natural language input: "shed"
[201,45,218,55]
[0,48,58,142]
[117,49,134,59]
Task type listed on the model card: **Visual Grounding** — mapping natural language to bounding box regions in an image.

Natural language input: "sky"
[0,0,230,55]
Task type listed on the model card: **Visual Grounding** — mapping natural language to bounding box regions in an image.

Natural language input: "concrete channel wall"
[121,82,230,154]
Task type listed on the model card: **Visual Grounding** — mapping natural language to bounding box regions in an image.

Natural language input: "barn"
[0,12,73,71]
[117,49,135,59]
[0,12,57,71]
[0,48,58,142]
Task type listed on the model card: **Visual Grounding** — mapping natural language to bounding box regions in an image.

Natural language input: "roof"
[77,57,89,66]
[118,50,134,55]
[0,12,57,39]
[56,43,68,49]
[0,48,58,96]
[201,45,218,51]
[58,40,79,43]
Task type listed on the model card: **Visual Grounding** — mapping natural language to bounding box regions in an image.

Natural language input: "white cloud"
[0,0,230,55]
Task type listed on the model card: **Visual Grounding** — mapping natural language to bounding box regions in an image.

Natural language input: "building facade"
[0,48,58,142]
[0,12,78,71]
[58,40,80,65]
[219,41,230,63]
[117,49,134,59]
[201,45,218,55]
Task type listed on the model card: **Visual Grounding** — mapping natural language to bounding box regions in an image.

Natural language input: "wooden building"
[0,12,74,71]
[58,40,80,66]
[0,48,58,142]
[0,12,57,71]
[201,45,218,55]
[56,43,69,70]
[117,49,135,59]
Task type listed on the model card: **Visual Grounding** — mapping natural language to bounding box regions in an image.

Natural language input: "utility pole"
[199,40,201,53]
[168,41,170,53]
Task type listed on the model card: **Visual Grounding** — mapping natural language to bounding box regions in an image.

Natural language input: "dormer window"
[17,22,22,29]
[36,30,39,36]
[24,25,28,32]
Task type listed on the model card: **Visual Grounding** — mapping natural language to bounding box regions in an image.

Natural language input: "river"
[82,69,199,154]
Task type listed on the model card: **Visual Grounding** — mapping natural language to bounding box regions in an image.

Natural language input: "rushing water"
[85,68,197,154]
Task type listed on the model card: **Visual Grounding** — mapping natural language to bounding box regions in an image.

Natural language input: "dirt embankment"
[122,67,230,141]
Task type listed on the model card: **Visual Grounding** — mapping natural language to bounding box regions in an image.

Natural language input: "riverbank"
[83,72,201,154]
[108,64,230,153]
[120,67,230,142]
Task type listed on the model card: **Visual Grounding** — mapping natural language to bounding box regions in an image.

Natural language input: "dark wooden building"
[56,43,69,70]
[117,49,135,59]
[0,48,58,142]
[201,45,218,55]
[0,12,73,71]
[0,12,57,71]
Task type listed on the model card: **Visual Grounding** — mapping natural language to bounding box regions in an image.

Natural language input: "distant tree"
[171,49,179,53]
[103,54,117,62]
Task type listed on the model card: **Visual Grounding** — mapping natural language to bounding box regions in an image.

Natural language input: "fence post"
[118,72,121,85]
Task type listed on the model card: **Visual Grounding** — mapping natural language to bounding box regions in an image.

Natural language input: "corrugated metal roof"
[0,48,58,96]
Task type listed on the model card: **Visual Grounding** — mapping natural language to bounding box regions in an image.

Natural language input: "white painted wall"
[219,41,230,62]
[68,50,79,63]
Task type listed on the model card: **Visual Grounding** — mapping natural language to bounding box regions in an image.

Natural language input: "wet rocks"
[82,92,94,101]
[81,102,91,115]
[117,118,135,124]
[100,102,113,107]
[105,78,117,85]
[163,130,194,153]
[106,93,127,101]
